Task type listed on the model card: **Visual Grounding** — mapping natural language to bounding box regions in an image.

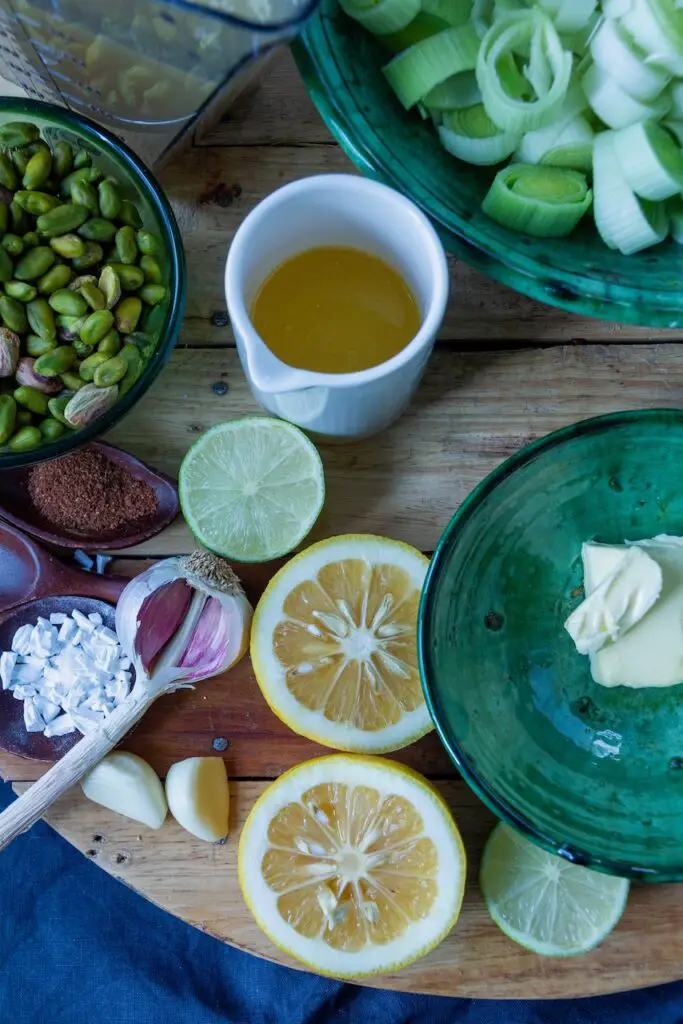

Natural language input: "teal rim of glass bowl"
[0,98,185,469]
[418,408,683,882]
[293,13,683,328]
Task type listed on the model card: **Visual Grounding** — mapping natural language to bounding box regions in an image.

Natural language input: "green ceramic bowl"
[0,99,185,469]
[419,410,683,882]
[294,7,683,327]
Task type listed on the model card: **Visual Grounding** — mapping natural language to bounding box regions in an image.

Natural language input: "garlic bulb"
[115,550,252,692]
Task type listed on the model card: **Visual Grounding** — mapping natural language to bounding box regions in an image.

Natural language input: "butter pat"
[582,542,628,596]
[567,535,683,688]
[565,546,662,655]
[590,536,683,688]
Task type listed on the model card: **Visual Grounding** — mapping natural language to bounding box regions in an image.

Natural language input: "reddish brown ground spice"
[27,447,158,535]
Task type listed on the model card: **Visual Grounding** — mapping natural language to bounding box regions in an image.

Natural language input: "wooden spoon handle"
[75,572,128,604]
[0,690,155,852]
[19,572,128,608]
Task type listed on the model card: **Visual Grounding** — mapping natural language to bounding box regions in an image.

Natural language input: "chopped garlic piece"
[44,714,76,738]
[11,624,33,656]
[0,651,17,690]
[23,701,44,733]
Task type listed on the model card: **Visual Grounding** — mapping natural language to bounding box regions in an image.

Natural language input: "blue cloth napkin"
[1,782,681,1024]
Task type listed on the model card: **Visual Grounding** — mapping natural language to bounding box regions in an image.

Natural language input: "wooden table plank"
[200,49,334,148]
[103,343,683,557]
[16,780,683,1001]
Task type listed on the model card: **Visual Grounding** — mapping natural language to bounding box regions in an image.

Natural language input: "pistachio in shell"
[64,382,118,427]
[14,356,62,395]
[0,328,20,377]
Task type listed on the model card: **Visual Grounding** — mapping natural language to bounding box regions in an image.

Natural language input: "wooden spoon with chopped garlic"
[0,551,252,852]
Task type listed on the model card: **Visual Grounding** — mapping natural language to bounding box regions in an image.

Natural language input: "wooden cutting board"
[3,49,683,1001]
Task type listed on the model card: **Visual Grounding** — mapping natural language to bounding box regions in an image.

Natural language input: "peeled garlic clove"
[81,751,167,829]
[165,756,229,842]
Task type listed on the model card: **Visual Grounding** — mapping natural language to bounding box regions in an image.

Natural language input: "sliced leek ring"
[380,12,450,53]
[560,21,599,58]
[538,0,597,33]
[669,82,683,121]
[438,104,519,164]
[665,119,683,146]
[421,0,473,26]
[482,162,592,237]
[383,23,481,108]
[621,0,683,77]
[593,130,669,255]
[541,115,594,171]
[424,70,482,109]
[613,121,683,201]
[471,0,493,37]
[589,17,670,103]
[582,63,670,130]
[601,0,631,15]
[476,10,573,133]
[338,0,420,34]
[514,81,589,164]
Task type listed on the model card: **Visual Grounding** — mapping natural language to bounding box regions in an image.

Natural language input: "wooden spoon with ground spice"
[0,442,179,550]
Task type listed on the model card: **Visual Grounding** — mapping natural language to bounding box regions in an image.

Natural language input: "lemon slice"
[251,534,433,752]
[238,754,466,977]
[480,823,629,957]
[179,418,325,562]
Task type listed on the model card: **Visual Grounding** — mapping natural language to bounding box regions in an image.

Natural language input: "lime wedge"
[179,417,325,562]
[480,823,629,957]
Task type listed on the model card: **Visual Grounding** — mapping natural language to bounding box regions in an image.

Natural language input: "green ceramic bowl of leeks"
[294,3,683,328]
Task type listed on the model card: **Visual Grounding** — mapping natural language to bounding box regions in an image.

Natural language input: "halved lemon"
[238,754,466,978]
[251,534,433,752]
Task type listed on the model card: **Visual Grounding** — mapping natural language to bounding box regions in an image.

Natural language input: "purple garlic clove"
[135,578,193,674]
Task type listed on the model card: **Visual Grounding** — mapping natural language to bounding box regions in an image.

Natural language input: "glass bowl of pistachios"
[0,99,185,467]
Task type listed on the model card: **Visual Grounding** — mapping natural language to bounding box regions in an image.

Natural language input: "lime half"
[480,823,629,957]
[179,418,325,562]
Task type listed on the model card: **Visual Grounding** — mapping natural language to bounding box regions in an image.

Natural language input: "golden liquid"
[250,246,421,374]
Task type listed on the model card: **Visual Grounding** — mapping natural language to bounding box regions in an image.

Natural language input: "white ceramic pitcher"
[225,174,449,440]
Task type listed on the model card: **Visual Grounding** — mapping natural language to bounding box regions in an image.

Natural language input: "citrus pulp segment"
[251,534,433,752]
[480,823,630,957]
[238,754,466,978]
[178,418,325,562]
